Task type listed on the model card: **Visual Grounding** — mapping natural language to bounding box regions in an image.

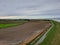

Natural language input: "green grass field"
[39,21,60,45]
[0,24,18,28]
[0,20,28,28]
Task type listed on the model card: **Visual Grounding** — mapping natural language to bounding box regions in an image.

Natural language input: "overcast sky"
[0,0,60,19]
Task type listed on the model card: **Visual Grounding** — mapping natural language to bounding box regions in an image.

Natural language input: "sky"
[0,0,60,19]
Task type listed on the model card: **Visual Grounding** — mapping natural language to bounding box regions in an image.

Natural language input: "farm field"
[0,20,51,45]
[40,21,60,45]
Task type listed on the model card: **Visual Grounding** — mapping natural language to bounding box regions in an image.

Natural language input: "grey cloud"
[0,0,60,18]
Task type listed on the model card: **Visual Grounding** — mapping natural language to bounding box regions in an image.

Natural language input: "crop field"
[0,20,51,45]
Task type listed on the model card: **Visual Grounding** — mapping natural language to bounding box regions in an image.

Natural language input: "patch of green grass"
[0,20,28,28]
[0,24,18,28]
[39,21,60,45]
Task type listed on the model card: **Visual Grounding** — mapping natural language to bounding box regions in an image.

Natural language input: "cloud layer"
[0,0,60,18]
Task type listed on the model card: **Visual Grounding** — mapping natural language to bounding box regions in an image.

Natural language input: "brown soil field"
[0,21,51,45]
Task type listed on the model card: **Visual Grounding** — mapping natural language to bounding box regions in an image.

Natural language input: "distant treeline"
[0,19,30,21]
[0,19,30,24]
[0,19,50,24]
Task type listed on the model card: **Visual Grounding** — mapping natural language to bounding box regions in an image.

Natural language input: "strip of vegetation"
[39,20,60,45]
[0,19,29,24]
[27,30,47,45]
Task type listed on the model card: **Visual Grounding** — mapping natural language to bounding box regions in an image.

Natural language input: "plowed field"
[0,21,51,45]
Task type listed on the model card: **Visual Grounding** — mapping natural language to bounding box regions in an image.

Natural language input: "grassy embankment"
[40,20,60,45]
